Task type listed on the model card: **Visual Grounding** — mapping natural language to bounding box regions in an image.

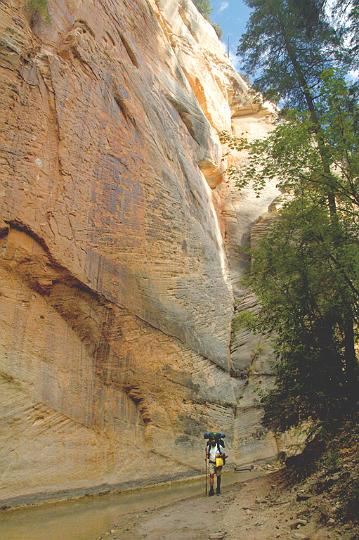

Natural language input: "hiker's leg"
[216,467,222,495]
[209,473,215,495]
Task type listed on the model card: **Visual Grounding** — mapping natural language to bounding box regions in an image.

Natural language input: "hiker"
[206,434,226,496]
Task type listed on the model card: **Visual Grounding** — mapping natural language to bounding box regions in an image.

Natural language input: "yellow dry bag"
[215,456,224,467]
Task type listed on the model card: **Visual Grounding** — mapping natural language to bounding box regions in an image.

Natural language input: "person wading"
[206,434,226,496]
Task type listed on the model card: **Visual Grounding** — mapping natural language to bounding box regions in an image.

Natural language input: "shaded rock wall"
[0,0,278,504]
[217,108,280,462]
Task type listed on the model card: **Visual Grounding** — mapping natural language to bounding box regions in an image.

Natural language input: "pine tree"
[238,0,357,343]
[237,0,343,109]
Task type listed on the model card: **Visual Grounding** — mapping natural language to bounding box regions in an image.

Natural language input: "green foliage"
[330,0,359,69]
[193,0,212,19]
[26,0,49,22]
[221,72,359,215]
[235,72,359,433]
[237,0,347,109]
[232,310,257,333]
[192,0,223,39]
[320,449,341,471]
[219,130,247,151]
[289,0,325,37]
[251,342,265,362]
[237,71,359,225]
[250,197,359,431]
[249,198,358,431]
[219,130,246,185]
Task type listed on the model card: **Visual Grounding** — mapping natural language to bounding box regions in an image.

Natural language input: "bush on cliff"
[212,23,223,39]
[26,0,50,23]
[193,0,212,19]
[192,0,224,39]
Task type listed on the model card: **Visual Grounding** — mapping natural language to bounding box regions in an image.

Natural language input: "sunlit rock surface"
[0,0,278,504]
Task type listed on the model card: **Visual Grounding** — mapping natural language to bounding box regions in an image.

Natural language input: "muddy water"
[0,471,258,540]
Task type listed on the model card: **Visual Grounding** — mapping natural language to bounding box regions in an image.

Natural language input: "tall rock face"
[0,0,278,504]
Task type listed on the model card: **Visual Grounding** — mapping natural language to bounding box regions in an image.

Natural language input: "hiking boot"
[216,476,221,495]
[208,487,215,496]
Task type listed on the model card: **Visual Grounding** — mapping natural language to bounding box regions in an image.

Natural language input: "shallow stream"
[0,470,258,540]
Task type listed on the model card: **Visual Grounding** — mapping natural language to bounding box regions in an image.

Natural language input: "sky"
[210,0,252,70]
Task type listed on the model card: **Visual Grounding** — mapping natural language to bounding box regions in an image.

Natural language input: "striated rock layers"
[0,0,278,504]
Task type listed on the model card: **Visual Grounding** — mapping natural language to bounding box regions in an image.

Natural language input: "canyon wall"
[0,0,278,505]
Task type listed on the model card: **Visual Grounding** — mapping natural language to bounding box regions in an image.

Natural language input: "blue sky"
[210,1,252,70]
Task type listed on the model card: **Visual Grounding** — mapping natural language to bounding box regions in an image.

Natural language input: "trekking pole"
[205,445,208,496]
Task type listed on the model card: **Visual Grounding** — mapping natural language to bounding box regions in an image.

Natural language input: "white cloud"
[218,2,229,13]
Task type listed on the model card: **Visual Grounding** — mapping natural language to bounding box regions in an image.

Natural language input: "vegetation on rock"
[193,0,224,40]
[212,23,223,39]
[193,0,212,19]
[26,0,50,23]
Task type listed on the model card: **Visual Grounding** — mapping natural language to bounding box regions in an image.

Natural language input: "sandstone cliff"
[0,0,278,505]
